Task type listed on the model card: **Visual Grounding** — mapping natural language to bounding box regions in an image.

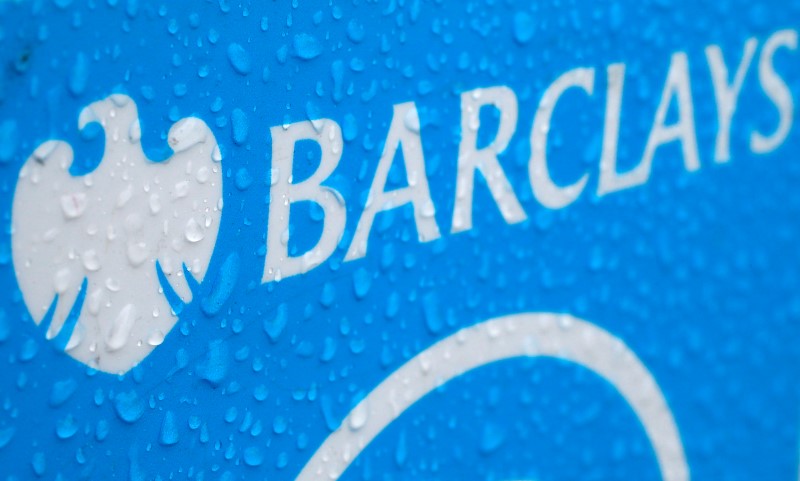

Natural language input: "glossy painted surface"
[0,1,799,480]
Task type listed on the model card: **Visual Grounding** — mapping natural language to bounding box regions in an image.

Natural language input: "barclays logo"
[9,26,799,479]
[6,95,693,481]
[10,29,796,377]
[11,94,223,374]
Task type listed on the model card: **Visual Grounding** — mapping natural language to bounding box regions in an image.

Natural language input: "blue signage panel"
[0,1,799,480]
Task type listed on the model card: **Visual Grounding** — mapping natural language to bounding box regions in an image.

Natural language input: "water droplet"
[148,193,161,214]
[243,446,264,466]
[231,108,249,145]
[403,108,420,133]
[60,192,88,219]
[106,304,136,351]
[105,277,121,292]
[272,416,287,434]
[200,252,240,316]
[0,427,15,449]
[31,451,46,476]
[293,33,322,60]
[114,390,145,423]
[235,167,253,190]
[68,52,89,97]
[82,249,100,271]
[49,378,78,407]
[513,12,535,44]
[95,420,109,441]
[170,180,189,200]
[346,19,365,43]
[422,292,443,334]
[185,217,205,243]
[128,119,142,143]
[394,430,407,467]
[159,411,179,445]
[348,400,369,431]
[146,329,165,346]
[319,282,335,308]
[227,43,252,75]
[0,120,19,163]
[127,241,149,266]
[253,385,269,401]
[480,423,506,454]
[197,340,229,387]
[168,117,209,152]
[0,311,9,343]
[196,166,210,184]
[263,303,288,343]
[56,415,78,439]
[353,268,371,299]
[53,268,72,293]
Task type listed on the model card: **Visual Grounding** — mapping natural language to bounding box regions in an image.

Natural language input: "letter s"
[751,29,798,154]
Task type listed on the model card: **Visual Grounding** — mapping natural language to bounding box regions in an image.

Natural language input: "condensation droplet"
[126,241,148,267]
[106,304,137,352]
[147,330,165,346]
[82,249,100,271]
[348,401,369,431]
[60,192,88,219]
[53,268,71,293]
[185,218,204,243]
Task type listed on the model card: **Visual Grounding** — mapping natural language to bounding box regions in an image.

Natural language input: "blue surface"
[0,1,799,479]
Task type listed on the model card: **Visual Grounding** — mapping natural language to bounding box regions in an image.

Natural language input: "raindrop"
[0,427,15,449]
[114,390,145,423]
[159,411,179,445]
[197,340,229,386]
[227,43,252,75]
[96,420,109,441]
[127,241,149,266]
[68,53,89,97]
[513,12,535,44]
[0,120,19,163]
[263,303,288,343]
[243,447,263,467]
[31,452,46,476]
[49,378,78,407]
[82,250,100,271]
[346,19,365,43]
[106,304,137,352]
[422,292,443,334]
[353,268,372,299]
[185,217,205,243]
[348,400,369,431]
[293,33,322,60]
[480,423,506,454]
[403,108,420,133]
[319,282,335,308]
[60,192,88,219]
[200,252,240,316]
[231,108,249,145]
[56,415,79,439]
[147,329,165,346]
[273,416,287,434]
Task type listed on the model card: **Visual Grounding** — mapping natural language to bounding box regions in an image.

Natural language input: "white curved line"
[295,312,688,481]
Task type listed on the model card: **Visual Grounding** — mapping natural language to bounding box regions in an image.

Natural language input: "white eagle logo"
[11,94,223,374]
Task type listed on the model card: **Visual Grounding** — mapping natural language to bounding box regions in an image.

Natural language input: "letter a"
[346,102,441,261]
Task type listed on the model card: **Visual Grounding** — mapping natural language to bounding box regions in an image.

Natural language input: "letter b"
[263,120,346,283]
